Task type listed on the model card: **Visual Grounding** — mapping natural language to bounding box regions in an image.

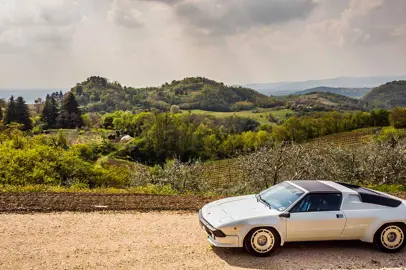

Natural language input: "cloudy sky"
[0,0,405,89]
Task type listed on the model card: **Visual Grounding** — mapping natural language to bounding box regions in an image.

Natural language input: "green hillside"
[362,80,406,108]
[281,92,364,112]
[71,76,279,113]
[294,86,370,99]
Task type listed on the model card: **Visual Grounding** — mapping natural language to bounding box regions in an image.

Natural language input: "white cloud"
[0,0,82,52]
[308,0,406,46]
[0,0,405,89]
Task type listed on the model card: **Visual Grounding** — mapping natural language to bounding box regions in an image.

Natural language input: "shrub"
[390,107,406,128]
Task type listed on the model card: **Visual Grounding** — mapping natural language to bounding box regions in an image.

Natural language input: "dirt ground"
[0,211,405,270]
[0,192,219,213]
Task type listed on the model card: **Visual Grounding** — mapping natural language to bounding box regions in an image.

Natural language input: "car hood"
[202,195,280,228]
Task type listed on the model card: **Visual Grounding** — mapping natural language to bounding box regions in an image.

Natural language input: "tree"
[42,95,59,129]
[0,98,6,108]
[371,109,390,127]
[14,96,32,130]
[0,106,3,122]
[34,97,42,114]
[389,107,406,129]
[56,92,83,128]
[3,96,17,125]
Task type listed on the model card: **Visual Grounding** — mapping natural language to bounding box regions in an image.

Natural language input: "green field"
[182,109,293,124]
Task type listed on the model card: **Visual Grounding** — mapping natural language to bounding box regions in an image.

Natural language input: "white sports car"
[198,180,406,256]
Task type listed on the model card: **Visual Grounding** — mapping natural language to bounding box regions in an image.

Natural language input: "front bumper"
[198,209,239,248]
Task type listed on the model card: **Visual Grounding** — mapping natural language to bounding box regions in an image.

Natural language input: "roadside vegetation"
[1,76,406,197]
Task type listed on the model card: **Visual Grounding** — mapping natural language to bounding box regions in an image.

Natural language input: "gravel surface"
[0,212,405,270]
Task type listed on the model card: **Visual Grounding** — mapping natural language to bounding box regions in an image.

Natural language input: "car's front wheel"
[374,223,406,253]
[243,227,281,257]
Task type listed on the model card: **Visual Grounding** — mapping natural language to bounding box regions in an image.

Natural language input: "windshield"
[259,182,304,211]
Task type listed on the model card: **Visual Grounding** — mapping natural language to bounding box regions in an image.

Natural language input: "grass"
[182,108,293,124]
[46,128,114,145]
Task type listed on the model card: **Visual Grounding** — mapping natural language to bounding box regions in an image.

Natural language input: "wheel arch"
[362,220,406,243]
[242,226,284,247]
[373,222,406,243]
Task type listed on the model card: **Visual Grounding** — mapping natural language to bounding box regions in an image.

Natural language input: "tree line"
[99,107,404,164]
[0,92,83,130]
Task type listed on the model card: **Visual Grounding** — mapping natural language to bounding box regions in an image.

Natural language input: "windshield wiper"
[256,194,271,209]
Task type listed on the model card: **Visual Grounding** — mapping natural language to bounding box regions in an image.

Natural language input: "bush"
[231,101,255,112]
[390,107,406,128]
[170,105,181,114]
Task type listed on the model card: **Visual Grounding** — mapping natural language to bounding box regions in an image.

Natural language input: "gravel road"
[0,211,405,270]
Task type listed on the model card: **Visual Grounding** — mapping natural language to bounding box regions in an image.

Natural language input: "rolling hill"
[247,75,406,96]
[70,76,280,113]
[294,87,371,99]
[362,80,406,109]
[281,92,364,112]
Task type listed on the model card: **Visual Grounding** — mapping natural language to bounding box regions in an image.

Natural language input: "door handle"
[336,214,344,219]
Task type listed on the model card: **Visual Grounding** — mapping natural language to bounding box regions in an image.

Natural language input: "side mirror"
[279,212,290,218]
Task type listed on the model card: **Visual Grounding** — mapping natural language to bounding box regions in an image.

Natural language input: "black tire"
[243,227,281,257]
[374,223,406,253]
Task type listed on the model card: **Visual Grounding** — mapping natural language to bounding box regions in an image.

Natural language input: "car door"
[286,193,346,241]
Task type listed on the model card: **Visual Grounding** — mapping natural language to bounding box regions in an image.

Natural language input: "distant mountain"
[0,89,67,104]
[294,87,371,99]
[246,75,406,96]
[362,80,406,109]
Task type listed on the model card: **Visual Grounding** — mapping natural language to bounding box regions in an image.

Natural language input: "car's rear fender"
[361,206,406,243]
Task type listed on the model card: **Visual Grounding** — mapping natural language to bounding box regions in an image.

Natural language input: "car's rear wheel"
[374,223,406,253]
[243,227,280,257]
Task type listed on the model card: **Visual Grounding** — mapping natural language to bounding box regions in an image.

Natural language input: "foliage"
[271,111,386,143]
[102,111,268,163]
[3,96,32,130]
[0,127,130,188]
[3,96,16,126]
[1,119,406,196]
[41,94,59,129]
[362,80,406,109]
[294,87,371,99]
[170,105,181,114]
[389,107,406,128]
[70,76,279,113]
[56,92,83,129]
[232,140,406,194]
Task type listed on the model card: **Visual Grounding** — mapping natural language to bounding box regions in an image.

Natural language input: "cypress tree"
[41,94,51,128]
[15,96,32,130]
[0,106,3,122]
[56,92,83,129]
[4,95,17,124]
[42,94,59,129]
[50,96,59,128]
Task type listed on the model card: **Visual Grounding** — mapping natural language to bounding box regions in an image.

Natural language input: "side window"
[290,193,342,213]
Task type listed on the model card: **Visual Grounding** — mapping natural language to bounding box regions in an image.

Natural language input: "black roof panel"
[290,180,339,193]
